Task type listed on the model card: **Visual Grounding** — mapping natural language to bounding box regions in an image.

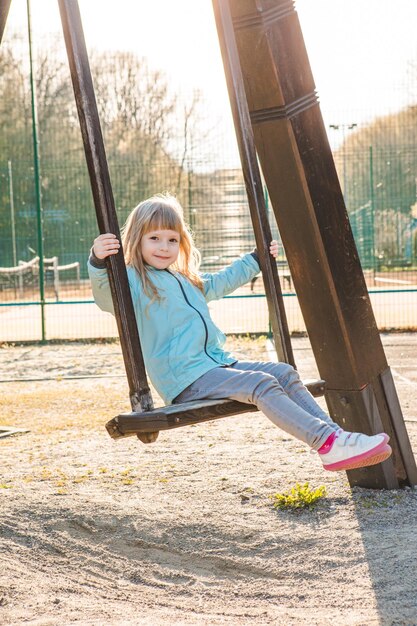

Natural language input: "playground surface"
[1,334,417,625]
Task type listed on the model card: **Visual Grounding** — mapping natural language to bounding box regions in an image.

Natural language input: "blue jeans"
[174,361,339,450]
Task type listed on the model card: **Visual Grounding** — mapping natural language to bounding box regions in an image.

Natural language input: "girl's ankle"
[318,431,338,454]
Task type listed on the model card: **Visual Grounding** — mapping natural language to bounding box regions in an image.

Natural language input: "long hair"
[121,194,203,302]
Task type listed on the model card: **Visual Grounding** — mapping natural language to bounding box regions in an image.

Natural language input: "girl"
[88,194,392,472]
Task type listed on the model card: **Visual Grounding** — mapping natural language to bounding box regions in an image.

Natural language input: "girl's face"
[140,229,180,269]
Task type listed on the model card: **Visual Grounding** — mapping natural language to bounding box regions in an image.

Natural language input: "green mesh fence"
[1,0,416,342]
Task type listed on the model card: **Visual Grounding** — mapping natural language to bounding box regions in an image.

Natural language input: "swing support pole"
[58,0,154,418]
[212,0,294,366]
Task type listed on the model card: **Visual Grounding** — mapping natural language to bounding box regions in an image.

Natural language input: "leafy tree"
[334,107,417,264]
[336,107,417,216]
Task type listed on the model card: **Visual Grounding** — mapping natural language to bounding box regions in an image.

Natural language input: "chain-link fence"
[1,1,416,342]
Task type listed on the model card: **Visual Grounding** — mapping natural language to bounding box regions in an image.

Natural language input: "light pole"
[329,123,357,208]
[369,145,376,276]
[8,160,17,267]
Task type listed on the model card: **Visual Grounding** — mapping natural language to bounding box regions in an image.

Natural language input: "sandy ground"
[1,334,417,626]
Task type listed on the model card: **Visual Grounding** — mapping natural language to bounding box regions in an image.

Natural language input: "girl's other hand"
[269,240,279,259]
[93,233,120,259]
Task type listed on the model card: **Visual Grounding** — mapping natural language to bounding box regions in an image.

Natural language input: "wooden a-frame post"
[56,0,157,444]
[213,0,417,489]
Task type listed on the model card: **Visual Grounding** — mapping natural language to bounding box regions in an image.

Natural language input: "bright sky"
[5,0,417,157]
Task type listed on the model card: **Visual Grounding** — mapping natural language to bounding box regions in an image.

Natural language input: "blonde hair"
[121,194,203,302]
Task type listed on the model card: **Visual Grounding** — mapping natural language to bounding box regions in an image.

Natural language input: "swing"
[2,0,415,486]
[55,0,325,444]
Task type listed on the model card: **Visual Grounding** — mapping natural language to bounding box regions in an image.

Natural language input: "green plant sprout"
[271,482,326,510]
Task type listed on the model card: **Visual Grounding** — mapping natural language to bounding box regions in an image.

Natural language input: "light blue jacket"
[88,253,260,404]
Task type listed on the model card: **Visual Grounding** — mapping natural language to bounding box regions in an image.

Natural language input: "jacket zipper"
[165,270,220,364]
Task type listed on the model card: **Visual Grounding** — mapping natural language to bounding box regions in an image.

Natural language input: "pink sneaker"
[318,431,392,471]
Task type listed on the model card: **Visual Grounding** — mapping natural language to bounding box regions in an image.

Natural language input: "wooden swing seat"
[106,379,326,441]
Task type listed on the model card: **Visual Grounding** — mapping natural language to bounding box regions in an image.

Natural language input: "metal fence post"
[27,0,46,342]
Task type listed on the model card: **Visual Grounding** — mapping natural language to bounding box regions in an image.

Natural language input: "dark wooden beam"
[221,0,417,488]
[57,0,153,414]
[212,0,294,366]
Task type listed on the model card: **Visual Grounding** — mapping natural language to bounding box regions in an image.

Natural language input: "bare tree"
[90,50,176,151]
